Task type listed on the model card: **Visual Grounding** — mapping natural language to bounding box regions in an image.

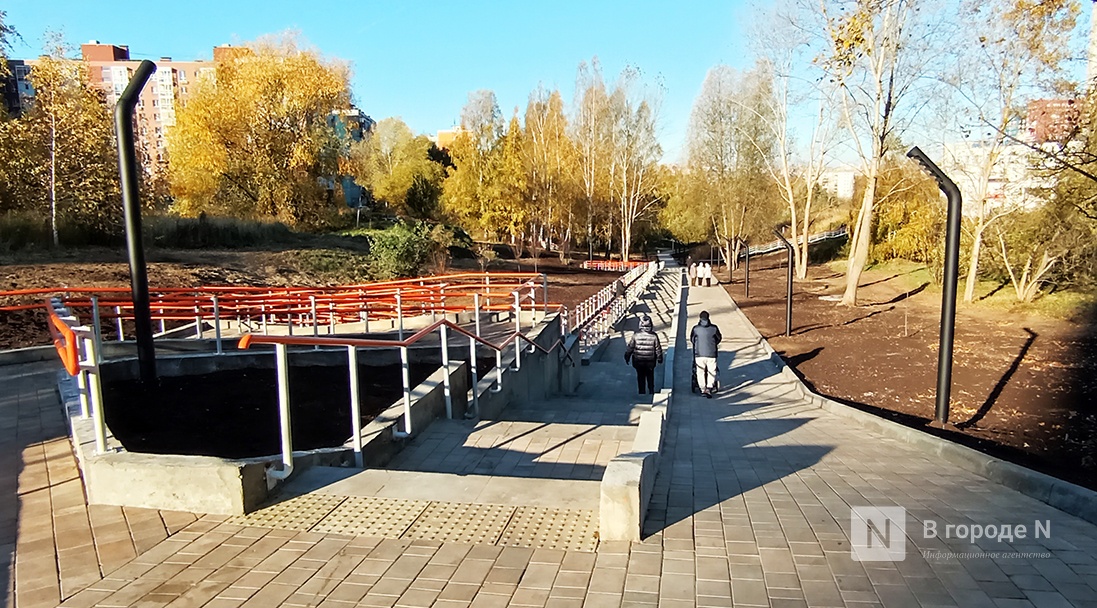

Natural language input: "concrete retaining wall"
[600,263,684,542]
[71,351,472,515]
[473,314,578,420]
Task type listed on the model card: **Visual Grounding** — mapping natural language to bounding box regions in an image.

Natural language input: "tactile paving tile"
[226,493,346,531]
[311,496,430,537]
[498,506,598,552]
[403,502,515,545]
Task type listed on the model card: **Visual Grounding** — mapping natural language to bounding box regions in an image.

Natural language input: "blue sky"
[4,0,756,163]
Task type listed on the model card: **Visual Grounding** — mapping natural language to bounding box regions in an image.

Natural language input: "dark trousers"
[634,363,656,394]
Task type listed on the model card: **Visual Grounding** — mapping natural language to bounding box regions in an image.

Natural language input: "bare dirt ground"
[729,254,1097,491]
[0,247,620,350]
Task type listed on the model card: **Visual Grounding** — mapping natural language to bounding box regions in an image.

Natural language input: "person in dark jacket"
[690,310,722,397]
[624,314,663,395]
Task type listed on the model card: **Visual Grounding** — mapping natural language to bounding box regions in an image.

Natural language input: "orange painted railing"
[581,260,647,271]
[46,302,80,376]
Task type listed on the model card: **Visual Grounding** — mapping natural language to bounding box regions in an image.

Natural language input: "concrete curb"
[722,293,1097,527]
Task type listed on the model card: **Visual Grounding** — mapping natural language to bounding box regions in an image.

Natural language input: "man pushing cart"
[690,310,722,397]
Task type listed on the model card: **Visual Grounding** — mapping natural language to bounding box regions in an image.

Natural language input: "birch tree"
[749,2,836,279]
[524,86,577,260]
[673,64,779,272]
[945,0,1079,302]
[819,0,937,305]
[0,37,119,244]
[606,67,663,260]
[573,59,613,259]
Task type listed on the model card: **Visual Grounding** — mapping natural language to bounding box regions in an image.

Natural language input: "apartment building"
[81,41,220,166]
[0,59,34,117]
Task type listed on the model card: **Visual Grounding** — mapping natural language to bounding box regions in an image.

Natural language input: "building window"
[179,70,186,81]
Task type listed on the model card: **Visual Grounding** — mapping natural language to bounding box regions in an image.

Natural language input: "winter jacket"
[625,317,663,367]
[690,319,722,358]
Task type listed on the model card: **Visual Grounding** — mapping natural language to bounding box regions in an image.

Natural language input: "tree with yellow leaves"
[524,86,578,261]
[347,117,444,218]
[0,36,119,245]
[167,33,351,227]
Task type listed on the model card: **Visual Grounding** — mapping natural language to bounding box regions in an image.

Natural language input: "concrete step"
[497,399,651,425]
[282,466,602,510]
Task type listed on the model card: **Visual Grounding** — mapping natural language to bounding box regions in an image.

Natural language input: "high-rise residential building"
[80,41,220,166]
[1,60,34,117]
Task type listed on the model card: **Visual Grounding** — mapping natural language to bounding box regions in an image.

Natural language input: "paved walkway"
[2,265,1096,607]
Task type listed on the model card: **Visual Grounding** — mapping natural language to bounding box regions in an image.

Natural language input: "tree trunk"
[963,221,986,303]
[796,187,817,280]
[841,176,877,306]
[50,109,59,247]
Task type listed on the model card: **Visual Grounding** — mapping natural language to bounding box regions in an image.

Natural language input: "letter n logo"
[851,506,906,562]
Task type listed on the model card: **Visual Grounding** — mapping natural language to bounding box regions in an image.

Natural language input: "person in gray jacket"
[624,314,664,395]
[690,310,722,397]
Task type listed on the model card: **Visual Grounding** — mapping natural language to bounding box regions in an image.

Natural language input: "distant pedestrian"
[690,310,722,397]
[624,314,664,395]
[688,263,698,287]
[702,262,712,287]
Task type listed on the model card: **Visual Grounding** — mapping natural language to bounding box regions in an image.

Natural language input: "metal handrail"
[237,314,575,478]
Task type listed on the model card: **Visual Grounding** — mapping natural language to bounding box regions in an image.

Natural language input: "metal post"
[513,291,521,331]
[115,60,158,382]
[396,289,404,341]
[513,291,522,370]
[347,345,363,467]
[310,296,319,336]
[745,242,750,299]
[774,230,794,337]
[541,273,548,323]
[468,335,479,418]
[194,305,203,339]
[474,293,482,337]
[91,296,102,345]
[310,296,319,351]
[440,323,452,419]
[363,300,370,333]
[493,349,503,393]
[270,343,294,479]
[399,345,412,435]
[212,296,223,355]
[908,146,963,426]
[114,306,124,341]
[84,335,107,454]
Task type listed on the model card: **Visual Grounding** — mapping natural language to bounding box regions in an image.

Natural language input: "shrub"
[368,222,431,279]
[145,214,296,249]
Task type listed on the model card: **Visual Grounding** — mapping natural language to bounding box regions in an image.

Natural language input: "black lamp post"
[773,230,794,337]
[907,146,962,426]
[115,60,157,383]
